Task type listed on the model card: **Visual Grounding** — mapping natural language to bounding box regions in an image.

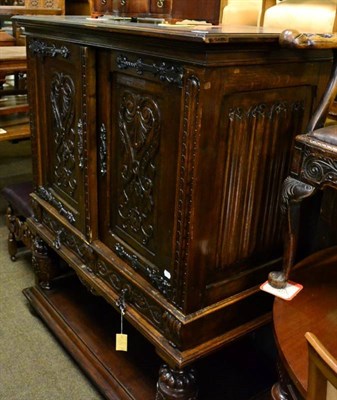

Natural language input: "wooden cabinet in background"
[16,16,333,399]
[89,0,223,23]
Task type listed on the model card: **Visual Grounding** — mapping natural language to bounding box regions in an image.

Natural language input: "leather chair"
[262,1,337,33]
[221,0,265,26]
[267,30,337,400]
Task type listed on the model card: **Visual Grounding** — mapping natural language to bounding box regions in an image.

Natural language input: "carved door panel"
[97,50,182,298]
[202,85,314,304]
[28,38,96,238]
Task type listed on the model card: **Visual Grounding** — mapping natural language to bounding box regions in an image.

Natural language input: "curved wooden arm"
[305,332,337,374]
[279,30,337,49]
[279,29,337,131]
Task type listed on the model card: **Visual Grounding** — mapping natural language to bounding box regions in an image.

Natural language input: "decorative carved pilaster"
[99,123,107,176]
[162,312,182,348]
[156,365,198,400]
[173,74,201,308]
[77,118,84,169]
[80,46,92,241]
[32,236,58,290]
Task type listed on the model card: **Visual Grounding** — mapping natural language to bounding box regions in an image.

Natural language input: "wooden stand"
[23,275,275,400]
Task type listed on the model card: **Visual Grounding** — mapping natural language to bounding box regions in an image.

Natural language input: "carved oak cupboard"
[16,16,332,399]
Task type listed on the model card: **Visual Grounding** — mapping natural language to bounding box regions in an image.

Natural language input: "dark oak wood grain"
[15,16,335,398]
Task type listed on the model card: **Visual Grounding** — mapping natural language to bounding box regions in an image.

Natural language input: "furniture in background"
[0,0,66,45]
[0,28,15,45]
[265,30,337,399]
[263,1,337,32]
[88,0,224,23]
[1,181,33,260]
[15,14,334,399]
[0,45,29,142]
[222,0,274,26]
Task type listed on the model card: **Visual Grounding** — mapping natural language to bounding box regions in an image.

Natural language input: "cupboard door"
[28,38,96,238]
[97,50,182,298]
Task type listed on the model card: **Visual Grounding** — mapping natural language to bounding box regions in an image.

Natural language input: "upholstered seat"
[2,181,33,218]
[310,124,337,145]
[263,0,337,32]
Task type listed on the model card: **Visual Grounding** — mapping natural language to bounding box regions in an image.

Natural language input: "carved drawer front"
[97,51,183,302]
[28,38,95,239]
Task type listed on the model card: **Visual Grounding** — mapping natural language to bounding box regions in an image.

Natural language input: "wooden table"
[273,246,337,399]
[0,45,26,75]
[0,45,29,141]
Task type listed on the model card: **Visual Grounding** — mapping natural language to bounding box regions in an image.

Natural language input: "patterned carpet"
[0,224,103,400]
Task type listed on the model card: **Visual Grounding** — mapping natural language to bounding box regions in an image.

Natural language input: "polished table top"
[12,15,283,44]
[273,246,337,398]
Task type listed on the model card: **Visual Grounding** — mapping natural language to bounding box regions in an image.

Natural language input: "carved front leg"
[32,236,58,290]
[268,176,315,288]
[5,205,18,261]
[8,230,18,261]
[156,364,198,400]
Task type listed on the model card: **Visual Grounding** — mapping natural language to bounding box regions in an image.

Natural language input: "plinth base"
[23,275,275,399]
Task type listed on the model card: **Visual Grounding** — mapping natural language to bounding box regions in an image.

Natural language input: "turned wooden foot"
[271,382,290,400]
[8,231,18,261]
[156,364,198,400]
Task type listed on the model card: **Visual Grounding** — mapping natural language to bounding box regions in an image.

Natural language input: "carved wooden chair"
[267,29,337,400]
[267,30,337,289]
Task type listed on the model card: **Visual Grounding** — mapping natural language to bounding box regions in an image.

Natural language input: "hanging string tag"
[116,289,128,351]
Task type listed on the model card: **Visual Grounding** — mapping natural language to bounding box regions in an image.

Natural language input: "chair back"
[262,1,337,33]
[305,332,337,400]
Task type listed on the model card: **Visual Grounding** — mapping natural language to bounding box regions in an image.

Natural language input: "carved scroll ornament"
[116,55,183,87]
[29,40,70,59]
